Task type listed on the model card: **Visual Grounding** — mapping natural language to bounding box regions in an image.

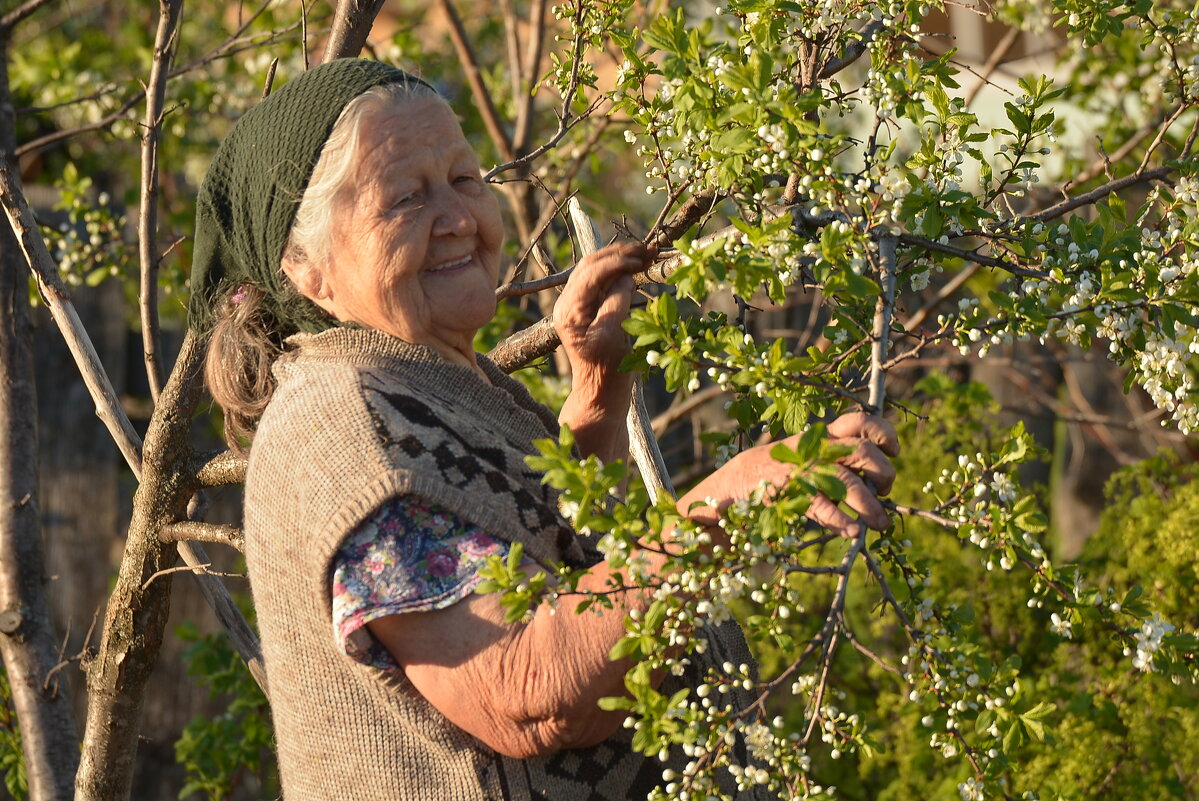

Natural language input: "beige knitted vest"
[244,327,765,800]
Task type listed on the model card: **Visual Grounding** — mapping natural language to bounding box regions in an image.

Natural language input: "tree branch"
[483,23,590,181]
[159,522,244,551]
[436,0,514,162]
[137,0,183,403]
[512,0,547,155]
[818,21,884,79]
[190,448,248,487]
[1030,165,1173,223]
[0,0,56,30]
[0,159,144,474]
[321,0,385,63]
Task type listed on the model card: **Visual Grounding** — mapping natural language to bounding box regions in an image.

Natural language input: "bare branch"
[898,233,1049,280]
[138,0,183,403]
[484,23,590,181]
[0,0,56,30]
[962,25,1019,107]
[818,21,884,79]
[1031,165,1173,223]
[437,0,514,161]
[15,93,141,159]
[513,0,548,155]
[0,159,145,474]
[160,522,244,551]
[321,0,385,62]
[651,385,723,436]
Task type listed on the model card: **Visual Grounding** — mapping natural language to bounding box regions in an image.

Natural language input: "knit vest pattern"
[244,327,766,800]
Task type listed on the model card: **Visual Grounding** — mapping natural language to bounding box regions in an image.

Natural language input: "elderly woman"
[190,59,898,800]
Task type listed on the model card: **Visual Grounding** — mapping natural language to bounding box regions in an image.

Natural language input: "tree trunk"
[0,29,79,801]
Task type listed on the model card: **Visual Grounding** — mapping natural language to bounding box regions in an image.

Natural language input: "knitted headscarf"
[187,59,433,336]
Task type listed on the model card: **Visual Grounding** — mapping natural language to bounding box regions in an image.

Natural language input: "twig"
[962,26,1019,107]
[898,233,1048,280]
[138,0,183,403]
[651,385,723,436]
[15,94,141,159]
[818,20,885,79]
[513,0,547,155]
[1064,125,1155,191]
[141,562,245,592]
[0,0,56,30]
[1030,165,1173,223]
[437,0,514,161]
[484,21,590,180]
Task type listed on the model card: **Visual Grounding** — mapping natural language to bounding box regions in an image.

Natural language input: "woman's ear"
[281,256,330,304]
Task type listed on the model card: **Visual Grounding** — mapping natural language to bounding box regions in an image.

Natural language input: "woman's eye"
[453,174,479,186]
[391,191,418,208]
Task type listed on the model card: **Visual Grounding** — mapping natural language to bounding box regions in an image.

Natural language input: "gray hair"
[282,79,440,269]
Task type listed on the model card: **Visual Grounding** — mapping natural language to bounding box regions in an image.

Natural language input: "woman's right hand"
[679,412,900,538]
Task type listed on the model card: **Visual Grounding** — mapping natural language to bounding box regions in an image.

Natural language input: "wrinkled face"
[314,96,503,356]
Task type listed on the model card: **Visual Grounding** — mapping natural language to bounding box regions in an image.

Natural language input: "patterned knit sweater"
[244,327,766,800]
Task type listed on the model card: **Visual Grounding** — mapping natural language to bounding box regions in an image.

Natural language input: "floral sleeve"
[330,496,509,671]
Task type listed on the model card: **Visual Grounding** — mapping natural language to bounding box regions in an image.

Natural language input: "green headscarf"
[187,58,433,336]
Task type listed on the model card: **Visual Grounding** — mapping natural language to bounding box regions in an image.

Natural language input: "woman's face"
[312,96,504,358]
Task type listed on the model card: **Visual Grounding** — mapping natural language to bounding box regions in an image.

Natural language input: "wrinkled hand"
[682,412,899,539]
[553,242,655,400]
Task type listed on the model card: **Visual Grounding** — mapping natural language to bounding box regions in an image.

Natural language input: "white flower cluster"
[958,776,985,801]
[1130,613,1176,672]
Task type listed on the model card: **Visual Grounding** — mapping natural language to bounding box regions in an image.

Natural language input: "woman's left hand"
[553,241,655,403]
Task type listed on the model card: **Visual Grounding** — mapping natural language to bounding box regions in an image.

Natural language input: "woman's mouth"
[427,254,473,273]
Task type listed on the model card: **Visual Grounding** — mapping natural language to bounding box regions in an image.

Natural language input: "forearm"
[558,369,633,464]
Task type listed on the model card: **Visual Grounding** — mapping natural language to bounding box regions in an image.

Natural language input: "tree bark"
[0,26,79,801]
[73,333,205,801]
[321,0,385,65]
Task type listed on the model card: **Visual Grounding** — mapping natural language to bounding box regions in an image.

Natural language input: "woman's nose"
[432,186,478,238]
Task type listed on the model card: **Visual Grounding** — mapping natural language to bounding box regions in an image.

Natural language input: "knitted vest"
[244,327,765,800]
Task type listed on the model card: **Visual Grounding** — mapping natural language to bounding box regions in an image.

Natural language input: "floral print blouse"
[330,496,509,671]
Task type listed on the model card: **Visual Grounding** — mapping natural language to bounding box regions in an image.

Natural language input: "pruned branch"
[137,0,183,403]
[160,522,244,551]
[190,448,248,488]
